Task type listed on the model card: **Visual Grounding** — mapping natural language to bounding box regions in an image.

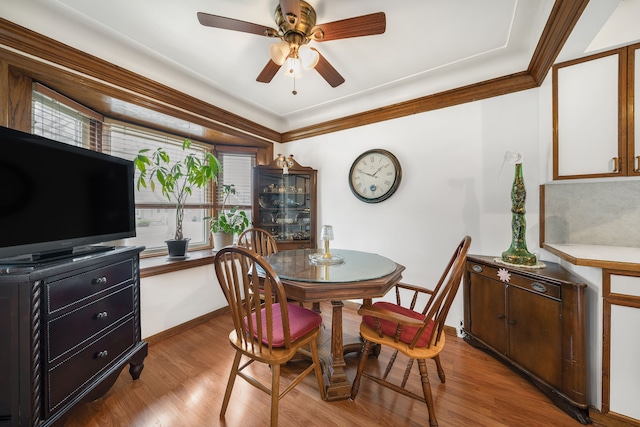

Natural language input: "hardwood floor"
[64,302,602,427]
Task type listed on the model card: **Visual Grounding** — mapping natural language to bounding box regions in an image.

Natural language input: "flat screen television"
[0,125,136,263]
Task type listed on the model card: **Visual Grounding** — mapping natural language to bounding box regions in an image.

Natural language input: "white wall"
[140,264,226,339]
[280,85,549,332]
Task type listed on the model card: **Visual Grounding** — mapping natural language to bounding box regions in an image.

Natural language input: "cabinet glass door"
[256,171,313,248]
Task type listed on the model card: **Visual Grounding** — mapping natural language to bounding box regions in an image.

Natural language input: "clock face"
[349,149,402,203]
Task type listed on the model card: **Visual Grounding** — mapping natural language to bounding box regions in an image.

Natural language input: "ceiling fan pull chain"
[292,74,298,95]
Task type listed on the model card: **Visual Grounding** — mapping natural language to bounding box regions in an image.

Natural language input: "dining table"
[265,248,405,401]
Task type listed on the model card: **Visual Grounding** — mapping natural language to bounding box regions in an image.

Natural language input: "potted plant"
[134,138,221,257]
[209,184,249,249]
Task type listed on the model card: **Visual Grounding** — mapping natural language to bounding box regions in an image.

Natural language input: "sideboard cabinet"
[0,246,147,427]
[252,155,317,250]
[462,255,589,424]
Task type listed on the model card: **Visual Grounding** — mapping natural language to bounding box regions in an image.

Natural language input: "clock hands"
[356,168,376,177]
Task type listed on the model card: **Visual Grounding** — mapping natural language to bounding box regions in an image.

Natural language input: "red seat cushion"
[247,303,322,347]
[363,301,435,347]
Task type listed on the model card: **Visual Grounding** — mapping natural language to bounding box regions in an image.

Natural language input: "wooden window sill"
[140,249,217,278]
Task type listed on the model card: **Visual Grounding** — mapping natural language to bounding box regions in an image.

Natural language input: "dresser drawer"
[47,259,133,312]
[46,317,135,414]
[47,285,134,362]
[467,262,561,300]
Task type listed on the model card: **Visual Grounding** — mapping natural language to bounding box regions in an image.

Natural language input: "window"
[31,85,257,256]
[104,122,215,253]
[216,151,256,217]
[32,84,103,149]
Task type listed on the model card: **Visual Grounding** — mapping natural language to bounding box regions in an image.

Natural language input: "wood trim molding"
[282,71,537,142]
[282,0,590,142]
[0,18,280,145]
[528,0,590,85]
[144,307,229,346]
[0,0,589,144]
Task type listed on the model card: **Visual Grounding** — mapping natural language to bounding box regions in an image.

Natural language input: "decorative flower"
[497,268,511,283]
[504,151,524,164]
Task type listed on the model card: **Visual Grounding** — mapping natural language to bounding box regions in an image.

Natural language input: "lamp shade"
[299,46,320,69]
[320,225,334,241]
[284,57,302,78]
[269,41,290,66]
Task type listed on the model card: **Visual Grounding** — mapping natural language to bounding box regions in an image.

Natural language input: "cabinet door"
[631,45,640,175]
[507,285,562,388]
[468,273,507,354]
[605,272,640,421]
[255,168,316,250]
[554,51,622,178]
[0,285,15,423]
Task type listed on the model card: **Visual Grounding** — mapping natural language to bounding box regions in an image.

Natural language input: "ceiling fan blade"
[256,60,282,83]
[197,12,277,37]
[279,0,301,26]
[312,12,386,42]
[313,49,345,88]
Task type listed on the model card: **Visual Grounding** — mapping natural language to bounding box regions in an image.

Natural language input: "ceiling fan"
[197,0,386,91]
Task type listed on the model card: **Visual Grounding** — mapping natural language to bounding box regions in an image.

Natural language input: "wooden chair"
[237,227,278,256]
[350,236,472,427]
[213,245,325,427]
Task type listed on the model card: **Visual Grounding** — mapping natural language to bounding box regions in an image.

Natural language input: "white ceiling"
[2,0,638,133]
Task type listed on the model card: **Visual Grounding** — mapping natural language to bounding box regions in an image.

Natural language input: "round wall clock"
[349,149,402,203]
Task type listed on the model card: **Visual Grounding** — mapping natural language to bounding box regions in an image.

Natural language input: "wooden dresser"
[0,246,147,427]
[462,255,589,424]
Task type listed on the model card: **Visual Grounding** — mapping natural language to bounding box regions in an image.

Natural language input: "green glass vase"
[501,163,537,266]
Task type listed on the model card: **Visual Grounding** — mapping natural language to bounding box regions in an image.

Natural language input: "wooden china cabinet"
[252,155,317,250]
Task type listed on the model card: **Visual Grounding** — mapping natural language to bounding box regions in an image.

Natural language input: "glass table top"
[266,248,397,283]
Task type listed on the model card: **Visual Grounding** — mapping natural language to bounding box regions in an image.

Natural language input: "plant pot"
[212,232,234,250]
[166,238,190,258]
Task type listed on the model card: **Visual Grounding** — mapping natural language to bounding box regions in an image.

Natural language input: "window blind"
[216,151,256,210]
[104,122,213,208]
[32,86,101,149]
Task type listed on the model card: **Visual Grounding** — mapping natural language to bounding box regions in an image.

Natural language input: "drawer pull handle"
[96,311,108,319]
[92,276,107,285]
[472,265,483,273]
[497,314,505,319]
[508,319,517,325]
[97,350,109,359]
[531,282,547,293]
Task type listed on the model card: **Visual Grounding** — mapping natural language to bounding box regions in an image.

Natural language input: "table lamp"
[321,225,334,259]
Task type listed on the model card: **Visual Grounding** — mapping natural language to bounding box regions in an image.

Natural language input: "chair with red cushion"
[214,245,324,427]
[350,236,471,427]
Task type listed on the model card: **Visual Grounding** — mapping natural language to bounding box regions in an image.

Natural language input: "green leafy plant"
[209,184,249,236]
[134,138,221,240]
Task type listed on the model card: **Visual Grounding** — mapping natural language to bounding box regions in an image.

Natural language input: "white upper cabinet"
[633,46,639,173]
[553,44,639,180]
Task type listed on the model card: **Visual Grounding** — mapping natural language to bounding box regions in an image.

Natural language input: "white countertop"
[544,243,640,272]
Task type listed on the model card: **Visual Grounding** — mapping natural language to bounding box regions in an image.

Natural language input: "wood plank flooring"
[63,302,602,427]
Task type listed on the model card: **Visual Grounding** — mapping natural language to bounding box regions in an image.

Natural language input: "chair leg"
[350,340,373,400]
[270,364,280,427]
[310,336,326,400]
[220,351,242,418]
[434,355,446,383]
[417,359,438,427]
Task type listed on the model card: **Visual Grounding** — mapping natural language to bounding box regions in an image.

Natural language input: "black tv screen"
[0,126,136,261]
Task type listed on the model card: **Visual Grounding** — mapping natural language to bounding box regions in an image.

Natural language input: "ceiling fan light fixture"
[284,57,302,78]
[269,40,291,66]
[299,45,319,69]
